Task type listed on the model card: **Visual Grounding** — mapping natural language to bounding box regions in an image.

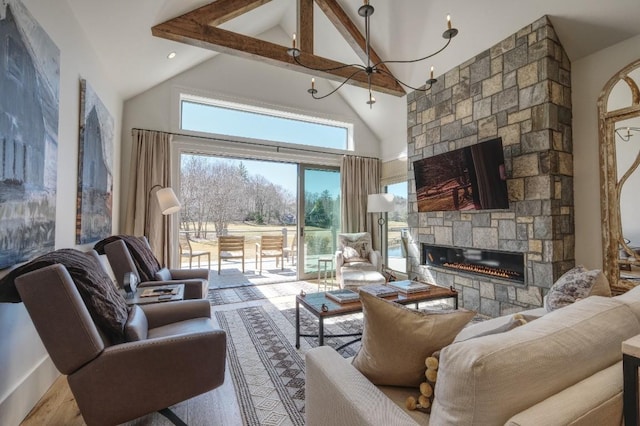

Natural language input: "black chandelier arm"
[310,68,365,100]
[292,53,364,73]
[376,68,434,92]
[373,36,453,68]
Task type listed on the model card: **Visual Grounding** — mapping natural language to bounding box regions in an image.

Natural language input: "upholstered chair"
[335,232,382,284]
[14,255,226,426]
[104,239,209,299]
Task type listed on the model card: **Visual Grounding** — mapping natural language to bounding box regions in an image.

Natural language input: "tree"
[181,155,298,235]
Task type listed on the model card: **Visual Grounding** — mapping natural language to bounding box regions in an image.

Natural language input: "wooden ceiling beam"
[297,0,314,53]
[313,0,398,80]
[152,17,405,96]
[178,0,272,26]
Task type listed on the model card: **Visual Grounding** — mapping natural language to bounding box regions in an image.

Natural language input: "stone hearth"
[406,16,574,317]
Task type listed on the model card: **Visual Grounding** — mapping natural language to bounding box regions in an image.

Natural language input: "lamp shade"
[156,187,181,215]
[367,193,395,213]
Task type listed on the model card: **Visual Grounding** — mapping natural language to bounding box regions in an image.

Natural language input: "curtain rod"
[130,128,379,160]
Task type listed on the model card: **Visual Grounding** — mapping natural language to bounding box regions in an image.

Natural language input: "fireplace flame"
[442,262,521,280]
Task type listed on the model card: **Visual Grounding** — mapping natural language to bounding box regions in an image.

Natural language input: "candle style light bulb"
[447,15,452,29]
[311,78,315,90]
[430,66,434,79]
[292,33,296,49]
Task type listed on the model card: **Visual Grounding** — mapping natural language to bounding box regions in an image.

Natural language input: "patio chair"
[256,235,284,273]
[217,236,245,274]
[180,233,211,269]
[284,233,297,265]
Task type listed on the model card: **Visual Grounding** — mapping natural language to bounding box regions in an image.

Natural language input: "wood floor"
[20,293,297,426]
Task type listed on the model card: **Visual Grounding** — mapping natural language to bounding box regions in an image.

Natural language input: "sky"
[182,101,347,150]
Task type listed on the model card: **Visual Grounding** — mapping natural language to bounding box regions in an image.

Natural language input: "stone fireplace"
[406,16,574,317]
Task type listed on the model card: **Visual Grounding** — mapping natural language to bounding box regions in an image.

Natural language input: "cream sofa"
[305,286,640,425]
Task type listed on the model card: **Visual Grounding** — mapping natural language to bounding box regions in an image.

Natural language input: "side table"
[122,284,185,305]
[622,334,640,425]
[317,257,334,292]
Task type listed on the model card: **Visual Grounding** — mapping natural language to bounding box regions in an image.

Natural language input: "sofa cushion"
[545,266,610,311]
[505,361,623,426]
[378,385,429,424]
[453,307,546,343]
[351,291,474,387]
[612,284,640,322]
[453,313,532,343]
[430,296,640,425]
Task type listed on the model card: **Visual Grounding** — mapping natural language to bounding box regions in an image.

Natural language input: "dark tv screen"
[413,138,509,212]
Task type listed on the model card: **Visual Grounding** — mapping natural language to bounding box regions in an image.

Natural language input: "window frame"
[178,93,354,151]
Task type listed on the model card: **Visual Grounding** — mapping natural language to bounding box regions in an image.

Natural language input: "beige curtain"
[340,155,381,248]
[124,130,175,267]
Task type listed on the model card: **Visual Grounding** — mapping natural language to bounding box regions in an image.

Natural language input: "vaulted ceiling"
[66,0,640,149]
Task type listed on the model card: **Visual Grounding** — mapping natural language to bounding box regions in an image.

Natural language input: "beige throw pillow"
[342,246,368,263]
[546,265,611,311]
[351,291,475,387]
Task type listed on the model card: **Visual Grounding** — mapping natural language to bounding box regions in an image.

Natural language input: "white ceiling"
[66,0,640,151]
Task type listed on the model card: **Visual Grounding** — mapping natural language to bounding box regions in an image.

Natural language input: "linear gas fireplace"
[421,244,525,284]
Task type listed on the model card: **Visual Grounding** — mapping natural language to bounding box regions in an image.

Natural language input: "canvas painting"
[0,0,60,269]
[76,79,114,244]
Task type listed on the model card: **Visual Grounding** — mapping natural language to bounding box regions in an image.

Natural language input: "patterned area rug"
[215,303,363,426]
[208,281,321,306]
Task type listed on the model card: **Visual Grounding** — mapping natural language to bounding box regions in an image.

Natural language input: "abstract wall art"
[76,79,114,244]
[0,0,60,269]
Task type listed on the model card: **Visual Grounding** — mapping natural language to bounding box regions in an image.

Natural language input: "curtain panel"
[340,155,381,248]
[124,130,175,267]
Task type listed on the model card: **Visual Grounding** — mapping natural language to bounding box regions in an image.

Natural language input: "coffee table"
[295,282,458,349]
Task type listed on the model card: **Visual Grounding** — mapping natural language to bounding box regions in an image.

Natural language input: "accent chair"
[15,260,226,426]
[104,239,209,299]
[335,232,382,288]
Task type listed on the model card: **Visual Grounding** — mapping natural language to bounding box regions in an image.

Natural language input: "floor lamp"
[145,185,181,240]
[367,193,395,259]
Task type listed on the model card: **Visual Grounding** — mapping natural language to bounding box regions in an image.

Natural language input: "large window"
[180,96,350,150]
[386,182,408,273]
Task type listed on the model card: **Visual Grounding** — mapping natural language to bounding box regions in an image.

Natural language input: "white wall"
[572,34,640,269]
[0,1,123,424]
[120,26,381,226]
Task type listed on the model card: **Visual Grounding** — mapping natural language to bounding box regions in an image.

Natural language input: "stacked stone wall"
[406,16,573,316]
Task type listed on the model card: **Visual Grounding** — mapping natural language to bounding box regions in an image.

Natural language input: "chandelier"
[615,127,640,142]
[286,1,458,108]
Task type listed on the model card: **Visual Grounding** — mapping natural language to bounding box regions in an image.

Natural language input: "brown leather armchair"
[16,263,226,426]
[104,239,209,299]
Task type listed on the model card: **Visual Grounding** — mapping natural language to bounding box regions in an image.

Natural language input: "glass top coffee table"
[295,281,458,349]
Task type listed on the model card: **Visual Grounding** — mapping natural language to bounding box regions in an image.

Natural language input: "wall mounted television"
[413,137,509,212]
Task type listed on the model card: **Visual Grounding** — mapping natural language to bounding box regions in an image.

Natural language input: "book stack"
[388,280,431,294]
[325,289,360,304]
[358,284,399,298]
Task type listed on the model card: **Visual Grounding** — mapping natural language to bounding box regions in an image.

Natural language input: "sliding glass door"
[299,166,341,280]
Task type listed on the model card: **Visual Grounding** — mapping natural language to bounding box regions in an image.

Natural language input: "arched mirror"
[599,59,640,294]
